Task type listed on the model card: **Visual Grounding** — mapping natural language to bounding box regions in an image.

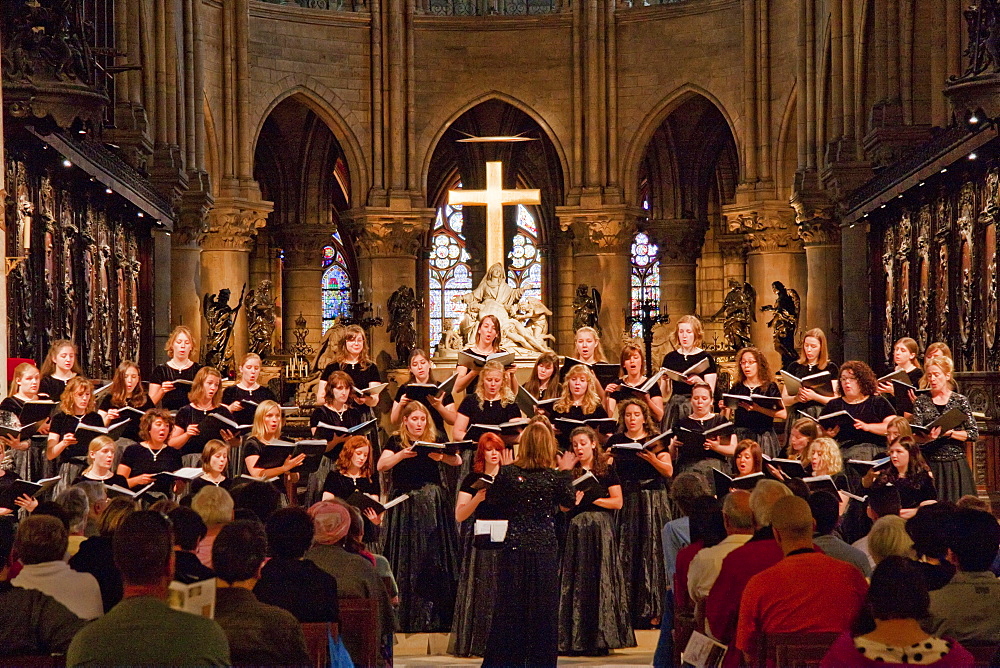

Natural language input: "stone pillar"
[647,218,704,323]
[201,198,272,366]
[0,57,7,390]
[170,212,207,346]
[841,222,871,362]
[557,206,639,357]
[718,235,748,286]
[553,232,576,355]
[792,188,843,360]
[279,227,330,355]
[724,202,806,369]
[345,208,434,368]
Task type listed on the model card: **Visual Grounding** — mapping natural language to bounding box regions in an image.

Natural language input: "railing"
[256,0,368,11]
[618,0,692,7]
[420,0,565,15]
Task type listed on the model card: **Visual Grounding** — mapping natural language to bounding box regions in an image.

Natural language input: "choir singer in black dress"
[483,417,575,668]
[377,401,461,633]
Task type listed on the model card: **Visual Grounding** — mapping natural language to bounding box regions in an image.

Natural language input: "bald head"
[771,496,817,554]
[749,479,792,528]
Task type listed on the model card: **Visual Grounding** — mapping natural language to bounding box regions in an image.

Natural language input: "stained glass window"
[322,240,352,333]
[507,204,542,303]
[630,232,660,338]
[428,190,472,349]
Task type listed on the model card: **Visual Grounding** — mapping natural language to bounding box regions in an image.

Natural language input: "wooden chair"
[338,597,380,668]
[760,631,840,668]
[301,622,339,668]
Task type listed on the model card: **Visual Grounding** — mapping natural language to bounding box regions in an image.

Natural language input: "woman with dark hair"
[449,432,511,657]
[819,360,896,461]
[905,503,958,591]
[605,342,664,423]
[483,420,576,667]
[558,426,634,656]
[733,439,763,478]
[673,496,727,618]
[821,556,974,667]
[523,352,561,402]
[454,315,510,395]
[912,356,978,503]
[878,337,924,395]
[727,347,786,458]
[659,315,718,430]
[317,325,383,408]
[862,437,937,518]
[98,361,154,445]
[391,348,456,432]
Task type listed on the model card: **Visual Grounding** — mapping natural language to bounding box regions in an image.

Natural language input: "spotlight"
[970,153,978,160]
[105,188,113,194]
[62,159,71,168]
[137,212,144,218]
[941,168,948,173]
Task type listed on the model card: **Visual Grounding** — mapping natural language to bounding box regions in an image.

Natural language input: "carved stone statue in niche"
[246,280,276,359]
[711,279,757,351]
[517,297,554,347]
[760,281,800,367]
[573,284,602,334]
[436,317,464,356]
[203,285,245,376]
[387,286,418,366]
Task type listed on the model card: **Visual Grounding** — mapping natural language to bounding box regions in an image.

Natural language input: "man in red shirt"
[705,479,790,644]
[735,495,868,666]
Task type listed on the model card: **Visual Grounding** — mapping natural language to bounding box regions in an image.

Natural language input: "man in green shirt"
[67,511,230,667]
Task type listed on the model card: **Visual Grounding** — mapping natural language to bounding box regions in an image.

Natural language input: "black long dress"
[172,404,236,459]
[820,395,895,461]
[604,431,671,629]
[49,411,106,493]
[98,394,155,443]
[119,443,183,495]
[449,471,504,658]
[0,396,49,482]
[455,396,522,498]
[912,393,978,502]
[149,362,203,412]
[381,434,459,633]
[483,465,574,668]
[558,465,635,654]
[548,404,610,452]
[324,470,382,547]
[673,413,732,483]
[220,384,277,429]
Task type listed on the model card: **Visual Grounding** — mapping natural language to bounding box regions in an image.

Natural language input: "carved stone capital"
[645,218,706,263]
[173,172,214,248]
[280,226,333,266]
[717,235,748,262]
[344,207,435,257]
[796,219,841,246]
[557,205,641,254]
[723,201,802,255]
[203,198,273,252]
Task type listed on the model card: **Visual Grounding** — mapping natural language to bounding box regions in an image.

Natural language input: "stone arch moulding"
[622,83,744,206]
[250,78,370,207]
[775,83,797,198]
[418,90,572,203]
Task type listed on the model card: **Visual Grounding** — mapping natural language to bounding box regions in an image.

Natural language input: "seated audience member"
[736,495,869,663]
[69,497,137,613]
[12,515,103,620]
[66,511,230,666]
[705,479,792,644]
[924,508,1000,645]
[212,519,310,666]
[688,490,754,607]
[868,515,914,565]
[655,472,712,664]
[955,494,990,513]
[821,556,974,667]
[808,491,871,576]
[0,518,85,657]
[675,496,727,615]
[56,487,90,557]
[254,506,340,623]
[905,503,957,591]
[73,481,109,537]
[304,501,396,664]
[191,485,234,568]
[228,480,282,523]
[853,485,902,569]
[168,506,214,583]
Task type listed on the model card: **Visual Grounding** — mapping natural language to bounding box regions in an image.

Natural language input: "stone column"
[553,232,576,355]
[279,227,331,355]
[170,210,207,345]
[345,208,434,368]
[201,198,272,365]
[557,206,639,356]
[718,235,748,286]
[792,189,843,360]
[647,218,704,322]
[724,203,806,369]
[0,56,7,389]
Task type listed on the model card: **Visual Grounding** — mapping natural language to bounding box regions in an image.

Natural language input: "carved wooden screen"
[5,157,148,379]
[871,164,1000,377]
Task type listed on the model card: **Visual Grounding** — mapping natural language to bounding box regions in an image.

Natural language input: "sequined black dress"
[483,465,574,668]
